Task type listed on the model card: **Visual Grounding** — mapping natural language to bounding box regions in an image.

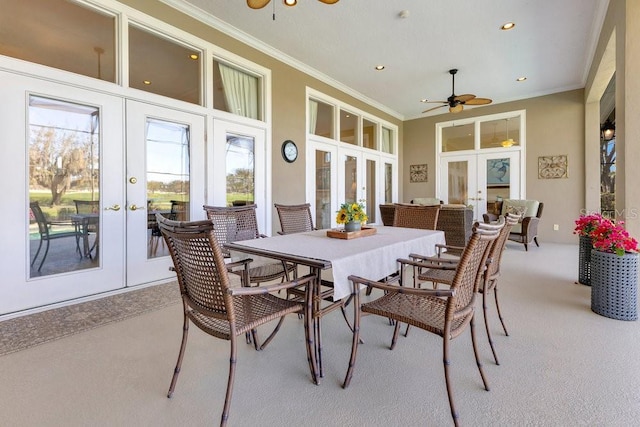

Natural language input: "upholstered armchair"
[483,199,544,251]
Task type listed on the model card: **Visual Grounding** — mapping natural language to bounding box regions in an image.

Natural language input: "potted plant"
[336,201,368,232]
[581,215,639,320]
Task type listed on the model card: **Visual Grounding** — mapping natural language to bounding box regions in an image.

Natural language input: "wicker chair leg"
[342,287,361,388]
[220,336,238,427]
[390,321,401,350]
[403,324,411,337]
[493,286,509,336]
[524,243,528,251]
[258,317,286,351]
[442,338,459,427]
[167,314,190,398]
[470,315,490,391]
[534,237,540,247]
[482,289,499,365]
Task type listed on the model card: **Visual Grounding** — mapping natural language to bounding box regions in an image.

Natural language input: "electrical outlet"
[553,224,559,231]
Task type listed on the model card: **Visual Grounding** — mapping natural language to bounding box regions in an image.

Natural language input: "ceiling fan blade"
[422,100,448,104]
[464,97,492,105]
[247,0,271,9]
[454,94,476,103]
[422,104,447,114]
[319,0,340,3]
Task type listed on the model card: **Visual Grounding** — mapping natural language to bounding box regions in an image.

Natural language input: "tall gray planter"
[590,249,638,321]
[578,235,593,285]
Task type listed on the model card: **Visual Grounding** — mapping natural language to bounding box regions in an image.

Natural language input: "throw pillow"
[505,205,526,221]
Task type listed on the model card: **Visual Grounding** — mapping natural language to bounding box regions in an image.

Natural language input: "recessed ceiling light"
[516,76,527,82]
[143,80,151,85]
[189,54,199,60]
[374,65,385,71]
[501,22,515,30]
[420,99,428,103]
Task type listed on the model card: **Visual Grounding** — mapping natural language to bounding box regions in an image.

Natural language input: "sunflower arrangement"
[336,201,368,225]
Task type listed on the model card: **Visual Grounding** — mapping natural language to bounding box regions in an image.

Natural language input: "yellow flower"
[335,201,368,225]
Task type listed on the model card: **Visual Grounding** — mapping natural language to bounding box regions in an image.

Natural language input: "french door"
[125,101,206,286]
[0,71,125,315]
[440,151,521,220]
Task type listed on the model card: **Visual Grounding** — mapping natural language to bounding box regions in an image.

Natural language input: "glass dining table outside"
[225,225,446,384]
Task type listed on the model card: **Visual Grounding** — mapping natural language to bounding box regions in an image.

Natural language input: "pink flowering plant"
[574,213,638,256]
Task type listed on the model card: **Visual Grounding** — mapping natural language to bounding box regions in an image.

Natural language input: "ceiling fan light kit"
[247,0,339,9]
[422,68,492,114]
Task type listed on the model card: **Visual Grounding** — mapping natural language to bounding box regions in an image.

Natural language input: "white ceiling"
[166,0,608,120]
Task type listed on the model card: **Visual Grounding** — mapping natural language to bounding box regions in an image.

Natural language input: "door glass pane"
[442,123,474,152]
[315,150,331,229]
[129,24,202,105]
[226,134,255,206]
[486,158,511,210]
[1,0,116,83]
[213,60,260,120]
[448,161,468,205]
[384,163,393,203]
[340,110,358,145]
[366,159,376,223]
[344,155,358,203]
[309,99,334,138]
[381,127,394,154]
[28,95,101,277]
[146,118,190,259]
[363,119,376,150]
[480,117,520,149]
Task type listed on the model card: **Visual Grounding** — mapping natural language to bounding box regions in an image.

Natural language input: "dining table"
[225,225,446,384]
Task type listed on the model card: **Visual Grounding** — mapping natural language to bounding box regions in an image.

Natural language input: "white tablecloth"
[228,225,446,300]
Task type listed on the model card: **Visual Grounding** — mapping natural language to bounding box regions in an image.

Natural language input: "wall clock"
[281,140,298,163]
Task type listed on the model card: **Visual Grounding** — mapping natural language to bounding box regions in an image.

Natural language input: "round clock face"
[282,140,298,163]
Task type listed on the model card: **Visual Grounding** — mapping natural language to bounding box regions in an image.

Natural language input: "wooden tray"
[326,226,377,240]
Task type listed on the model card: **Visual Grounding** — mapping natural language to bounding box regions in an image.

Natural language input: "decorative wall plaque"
[538,155,568,179]
[409,164,428,183]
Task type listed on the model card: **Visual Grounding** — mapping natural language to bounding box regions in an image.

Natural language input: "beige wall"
[403,90,585,244]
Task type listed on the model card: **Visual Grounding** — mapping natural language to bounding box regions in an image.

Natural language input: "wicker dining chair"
[203,204,296,284]
[392,203,441,230]
[274,203,316,234]
[156,214,315,427]
[409,214,519,364]
[343,220,503,427]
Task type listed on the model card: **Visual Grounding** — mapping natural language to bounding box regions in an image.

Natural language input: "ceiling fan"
[422,69,492,114]
[247,0,339,9]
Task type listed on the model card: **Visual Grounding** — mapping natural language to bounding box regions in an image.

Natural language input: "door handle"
[129,204,145,211]
[105,204,121,211]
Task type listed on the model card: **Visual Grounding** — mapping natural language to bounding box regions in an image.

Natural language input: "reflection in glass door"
[226,134,255,206]
[146,119,191,259]
[28,96,101,277]
[315,150,332,229]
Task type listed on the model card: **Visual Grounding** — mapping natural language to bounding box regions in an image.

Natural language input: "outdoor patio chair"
[409,214,519,364]
[30,201,83,272]
[156,214,315,427]
[484,199,543,251]
[74,199,99,258]
[274,203,316,234]
[343,220,503,427]
[203,204,296,284]
[392,203,441,230]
